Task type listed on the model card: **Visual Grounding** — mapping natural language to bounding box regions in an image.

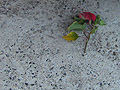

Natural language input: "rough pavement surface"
[0,0,120,90]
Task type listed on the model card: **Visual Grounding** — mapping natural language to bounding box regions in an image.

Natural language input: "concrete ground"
[0,0,120,90]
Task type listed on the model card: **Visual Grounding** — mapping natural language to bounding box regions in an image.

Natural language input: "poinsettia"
[63,12,106,53]
[79,12,96,22]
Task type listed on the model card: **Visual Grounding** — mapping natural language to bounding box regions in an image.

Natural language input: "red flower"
[79,12,96,22]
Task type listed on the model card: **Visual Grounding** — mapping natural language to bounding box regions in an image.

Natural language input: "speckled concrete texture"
[0,0,120,90]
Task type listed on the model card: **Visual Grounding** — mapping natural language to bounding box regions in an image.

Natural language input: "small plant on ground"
[63,12,106,53]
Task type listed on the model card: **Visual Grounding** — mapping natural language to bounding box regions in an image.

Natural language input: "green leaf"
[74,17,82,21]
[63,32,79,41]
[68,21,86,31]
[96,15,100,20]
[74,17,88,24]
[91,26,98,34]
[99,20,106,25]
[94,15,100,25]
[82,23,87,30]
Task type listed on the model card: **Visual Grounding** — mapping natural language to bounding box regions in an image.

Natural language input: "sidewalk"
[0,0,120,90]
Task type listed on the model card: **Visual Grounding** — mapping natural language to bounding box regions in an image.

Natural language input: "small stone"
[31,84,34,86]
[100,83,102,87]
[63,73,66,75]
[113,52,116,55]
[0,51,4,55]
[20,51,23,53]
[108,83,111,86]
[58,15,62,18]
[115,45,118,47]
[25,83,28,86]
[16,51,19,53]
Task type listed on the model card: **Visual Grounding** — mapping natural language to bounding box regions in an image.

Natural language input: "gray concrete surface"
[0,0,120,90]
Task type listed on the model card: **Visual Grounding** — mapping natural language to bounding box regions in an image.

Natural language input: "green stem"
[84,40,88,53]
[84,26,94,53]
[83,31,89,38]
[84,34,91,53]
